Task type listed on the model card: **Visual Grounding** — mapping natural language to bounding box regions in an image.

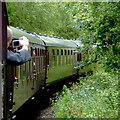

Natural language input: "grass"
[51,65,119,118]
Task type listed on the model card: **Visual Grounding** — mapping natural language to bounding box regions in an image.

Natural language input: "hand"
[19,36,29,51]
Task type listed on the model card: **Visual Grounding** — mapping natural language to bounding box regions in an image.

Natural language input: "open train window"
[61,50,63,55]
[64,50,67,55]
[52,49,55,66]
[31,47,33,56]
[38,48,39,56]
[40,49,42,56]
[47,50,49,65]
[35,48,37,56]
[71,50,72,55]
[57,49,59,55]
[57,50,59,66]
[68,50,70,55]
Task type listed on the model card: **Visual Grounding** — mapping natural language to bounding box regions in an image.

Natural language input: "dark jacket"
[7,48,31,65]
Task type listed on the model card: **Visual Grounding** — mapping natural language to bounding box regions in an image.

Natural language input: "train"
[3,27,82,119]
[0,2,97,120]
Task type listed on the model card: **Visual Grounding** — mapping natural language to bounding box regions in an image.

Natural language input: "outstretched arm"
[7,49,31,65]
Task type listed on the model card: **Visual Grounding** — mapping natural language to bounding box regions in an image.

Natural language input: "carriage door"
[0,3,3,119]
[0,2,9,119]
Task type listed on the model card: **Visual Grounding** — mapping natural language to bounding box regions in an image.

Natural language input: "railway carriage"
[39,35,78,85]
[10,26,46,114]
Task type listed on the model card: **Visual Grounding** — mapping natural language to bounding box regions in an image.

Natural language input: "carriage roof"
[10,26,45,46]
[39,36,77,48]
[11,26,78,48]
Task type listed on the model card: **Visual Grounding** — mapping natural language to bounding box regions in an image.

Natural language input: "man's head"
[7,26,13,48]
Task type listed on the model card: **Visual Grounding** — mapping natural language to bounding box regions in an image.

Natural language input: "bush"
[52,67,118,118]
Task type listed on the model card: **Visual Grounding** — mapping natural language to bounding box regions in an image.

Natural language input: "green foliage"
[52,67,118,118]
[77,44,98,72]
[6,2,80,39]
[100,45,120,71]
[65,2,120,71]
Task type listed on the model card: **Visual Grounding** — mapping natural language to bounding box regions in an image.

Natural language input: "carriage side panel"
[12,43,46,113]
[46,46,77,84]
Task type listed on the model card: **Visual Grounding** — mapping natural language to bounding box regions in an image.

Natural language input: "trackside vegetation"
[51,66,119,118]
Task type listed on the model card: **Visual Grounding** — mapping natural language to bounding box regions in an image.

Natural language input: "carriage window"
[38,48,39,56]
[61,50,63,55]
[39,49,41,72]
[52,49,55,66]
[57,49,59,55]
[31,48,36,56]
[41,49,43,56]
[31,47,33,56]
[71,50,72,55]
[42,49,44,56]
[68,50,70,55]
[65,50,67,55]
[35,48,37,56]
[52,49,55,56]
[57,50,59,66]
[47,50,49,65]
[40,49,42,56]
